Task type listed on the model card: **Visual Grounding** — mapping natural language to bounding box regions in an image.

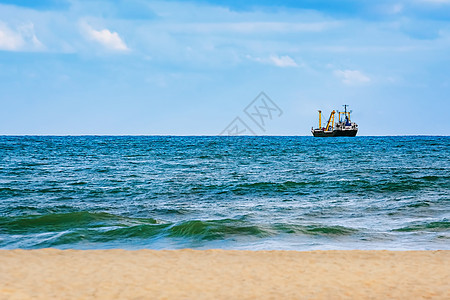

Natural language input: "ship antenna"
[343,104,348,113]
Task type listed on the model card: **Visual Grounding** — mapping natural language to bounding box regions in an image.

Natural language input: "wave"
[179,181,323,196]
[273,224,357,236]
[0,211,359,248]
[167,219,270,240]
[393,220,449,232]
[336,177,445,194]
[377,181,427,192]
[229,176,445,195]
[0,212,158,234]
[418,175,440,182]
[232,181,319,194]
[406,201,431,208]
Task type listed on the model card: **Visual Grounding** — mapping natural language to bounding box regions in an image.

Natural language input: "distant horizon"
[1,134,448,137]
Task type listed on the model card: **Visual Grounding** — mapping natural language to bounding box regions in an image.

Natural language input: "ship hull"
[312,129,357,137]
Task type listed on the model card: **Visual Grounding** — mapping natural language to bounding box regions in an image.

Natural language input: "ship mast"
[343,104,350,122]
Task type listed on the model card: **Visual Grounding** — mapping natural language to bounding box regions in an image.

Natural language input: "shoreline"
[1,249,448,299]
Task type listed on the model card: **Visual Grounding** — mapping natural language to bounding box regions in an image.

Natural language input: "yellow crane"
[325,110,335,131]
[318,110,322,128]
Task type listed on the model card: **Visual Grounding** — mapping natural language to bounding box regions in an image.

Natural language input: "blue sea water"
[0,136,448,250]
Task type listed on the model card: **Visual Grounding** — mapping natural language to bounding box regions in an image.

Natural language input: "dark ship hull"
[312,129,357,137]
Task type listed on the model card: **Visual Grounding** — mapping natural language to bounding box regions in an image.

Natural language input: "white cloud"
[81,23,129,52]
[269,55,298,67]
[0,24,23,51]
[0,22,43,51]
[247,55,298,67]
[334,70,371,85]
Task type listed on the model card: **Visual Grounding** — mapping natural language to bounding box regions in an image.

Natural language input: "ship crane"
[325,110,335,131]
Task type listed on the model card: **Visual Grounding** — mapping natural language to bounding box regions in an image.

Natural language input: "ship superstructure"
[311,105,358,137]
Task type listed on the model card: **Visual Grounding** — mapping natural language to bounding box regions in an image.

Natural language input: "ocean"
[0,136,448,250]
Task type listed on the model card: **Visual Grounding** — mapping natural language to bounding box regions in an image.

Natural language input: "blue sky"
[0,0,449,135]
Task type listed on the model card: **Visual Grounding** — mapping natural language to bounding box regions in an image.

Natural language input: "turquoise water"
[0,136,448,250]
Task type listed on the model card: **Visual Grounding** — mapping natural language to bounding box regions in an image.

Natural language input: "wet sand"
[0,249,448,299]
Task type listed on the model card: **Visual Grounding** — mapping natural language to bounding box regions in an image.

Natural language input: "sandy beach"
[0,250,448,299]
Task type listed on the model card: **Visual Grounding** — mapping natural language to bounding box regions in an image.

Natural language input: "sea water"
[0,136,448,250]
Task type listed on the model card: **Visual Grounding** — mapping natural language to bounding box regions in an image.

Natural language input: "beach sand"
[0,249,448,299]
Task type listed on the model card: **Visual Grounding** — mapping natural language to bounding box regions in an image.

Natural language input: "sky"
[0,0,449,135]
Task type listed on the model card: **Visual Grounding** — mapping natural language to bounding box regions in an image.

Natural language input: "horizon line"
[0,134,448,137]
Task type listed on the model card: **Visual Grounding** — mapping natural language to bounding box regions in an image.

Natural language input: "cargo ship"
[311,105,358,137]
